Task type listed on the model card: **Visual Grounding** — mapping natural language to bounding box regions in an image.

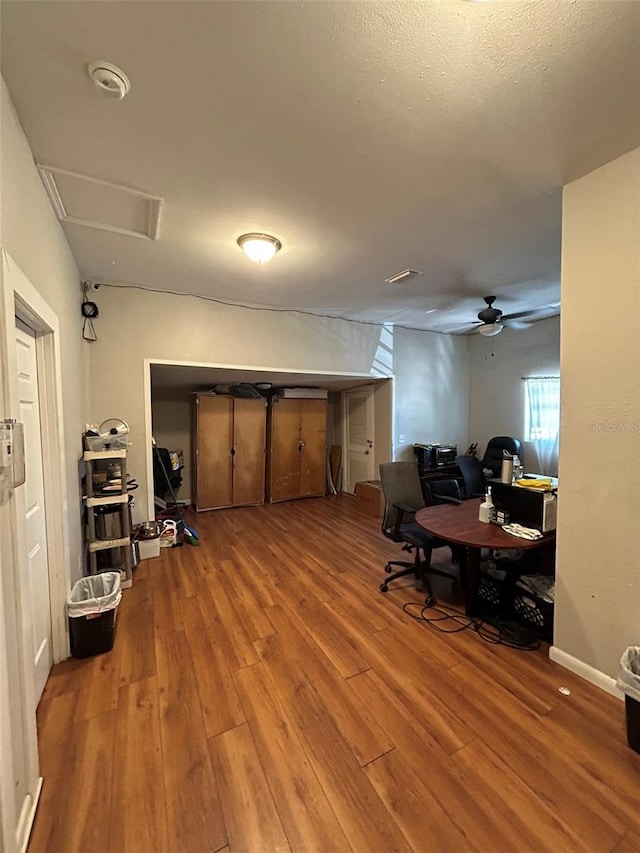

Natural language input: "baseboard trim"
[549,646,623,700]
[18,776,43,853]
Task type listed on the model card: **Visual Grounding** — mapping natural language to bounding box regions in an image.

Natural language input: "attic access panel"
[37,164,162,239]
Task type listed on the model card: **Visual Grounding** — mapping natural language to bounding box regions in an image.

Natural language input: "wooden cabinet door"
[268,399,302,502]
[299,399,327,497]
[195,395,233,510]
[232,398,266,506]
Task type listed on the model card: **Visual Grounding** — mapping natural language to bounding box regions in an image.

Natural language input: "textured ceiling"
[2,1,639,333]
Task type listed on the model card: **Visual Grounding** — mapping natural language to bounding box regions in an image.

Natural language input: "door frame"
[2,252,71,662]
[0,251,71,850]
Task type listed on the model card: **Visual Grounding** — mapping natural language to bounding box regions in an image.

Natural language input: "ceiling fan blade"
[502,306,559,323]
[447,323,480,335]
[502,318,533,329]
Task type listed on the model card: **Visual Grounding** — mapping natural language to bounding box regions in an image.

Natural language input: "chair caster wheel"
[380,583,389,593]
[424,595,435,607]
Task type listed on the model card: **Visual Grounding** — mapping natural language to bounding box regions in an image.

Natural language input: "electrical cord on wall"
[81,281,99,341]
[88,280,441,335]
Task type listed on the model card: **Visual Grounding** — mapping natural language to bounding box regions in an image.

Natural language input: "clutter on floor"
[153,438,199,546]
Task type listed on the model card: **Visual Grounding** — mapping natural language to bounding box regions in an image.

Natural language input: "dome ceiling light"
[237,233,282,263]
[478,322,504,336]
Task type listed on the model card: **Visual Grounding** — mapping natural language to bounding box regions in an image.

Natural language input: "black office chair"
[379,461,458,602]
[456,454,487,499]
[423,479,467,572]
[423,478,463,507]
[480,436,522,478]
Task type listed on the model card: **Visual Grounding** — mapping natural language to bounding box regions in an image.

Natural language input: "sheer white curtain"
[524,377,560,476]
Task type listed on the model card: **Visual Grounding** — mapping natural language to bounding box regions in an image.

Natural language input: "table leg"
[465,546,481,617]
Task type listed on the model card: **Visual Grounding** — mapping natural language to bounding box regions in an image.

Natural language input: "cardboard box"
[354,480,384,518]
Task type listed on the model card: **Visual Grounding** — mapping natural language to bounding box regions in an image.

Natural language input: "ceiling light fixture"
[385,269,422,285]
[478,323,504,337]
[237,233,282,263]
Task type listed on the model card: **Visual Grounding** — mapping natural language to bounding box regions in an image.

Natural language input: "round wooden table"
[415,499,556,615]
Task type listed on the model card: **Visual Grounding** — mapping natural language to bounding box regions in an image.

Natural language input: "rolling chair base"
[379,559,459,598]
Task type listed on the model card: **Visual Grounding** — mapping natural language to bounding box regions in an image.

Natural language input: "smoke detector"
[88,60,130,100]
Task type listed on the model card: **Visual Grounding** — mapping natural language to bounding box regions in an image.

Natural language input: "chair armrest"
[393,501,420,515]
[391,501,419,538]
[435,495,462,505]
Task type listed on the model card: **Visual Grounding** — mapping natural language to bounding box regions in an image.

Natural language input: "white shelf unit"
[83,448,133,589]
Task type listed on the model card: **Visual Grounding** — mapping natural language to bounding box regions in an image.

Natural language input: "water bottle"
[501,453,514,484]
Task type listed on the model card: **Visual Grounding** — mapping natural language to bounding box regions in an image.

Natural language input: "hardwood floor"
[30,495,640,852]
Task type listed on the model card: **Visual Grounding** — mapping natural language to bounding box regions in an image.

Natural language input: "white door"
[16,321,52,706]
[343,385,375,493]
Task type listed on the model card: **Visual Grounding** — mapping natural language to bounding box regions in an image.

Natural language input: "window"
[524,376,560,442]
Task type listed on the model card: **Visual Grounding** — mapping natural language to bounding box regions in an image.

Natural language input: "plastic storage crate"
[511,587,554,643]
[475,561,517,619]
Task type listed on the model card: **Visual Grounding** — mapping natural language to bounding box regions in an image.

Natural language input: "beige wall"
[1,79,88,578]
[556,147,640,678]
[151,387,193,503]
[373,378,393,468]
[468,316,560,471]
[89,287,470,519]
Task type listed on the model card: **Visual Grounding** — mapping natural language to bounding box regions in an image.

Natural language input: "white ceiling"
[2,1,639,333]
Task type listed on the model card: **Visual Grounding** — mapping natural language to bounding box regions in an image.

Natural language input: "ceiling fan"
[472,295,556,336]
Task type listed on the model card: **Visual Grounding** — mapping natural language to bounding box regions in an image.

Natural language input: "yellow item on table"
[514,478,553,490]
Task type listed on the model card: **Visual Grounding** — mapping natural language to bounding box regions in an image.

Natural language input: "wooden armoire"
[266,397,327,502]
[193,394,266,511]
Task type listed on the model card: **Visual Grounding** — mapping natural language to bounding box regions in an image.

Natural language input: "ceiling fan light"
[478,322,504,337]
[237,233,282,263]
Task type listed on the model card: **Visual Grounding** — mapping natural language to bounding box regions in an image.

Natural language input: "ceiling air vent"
[384,269,423,285]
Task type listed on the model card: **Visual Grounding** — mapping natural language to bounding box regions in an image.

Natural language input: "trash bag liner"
[616,646,640,703]
[67,571,122,618]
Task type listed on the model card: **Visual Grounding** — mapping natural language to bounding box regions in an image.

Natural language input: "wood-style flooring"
[30,495,640,852]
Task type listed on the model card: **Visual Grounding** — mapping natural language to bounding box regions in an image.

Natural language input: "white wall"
[0,77,87,852]
[468,317,560,470]
[89,287,469,517]
[556,146,640,679]
[392,327,469,460]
